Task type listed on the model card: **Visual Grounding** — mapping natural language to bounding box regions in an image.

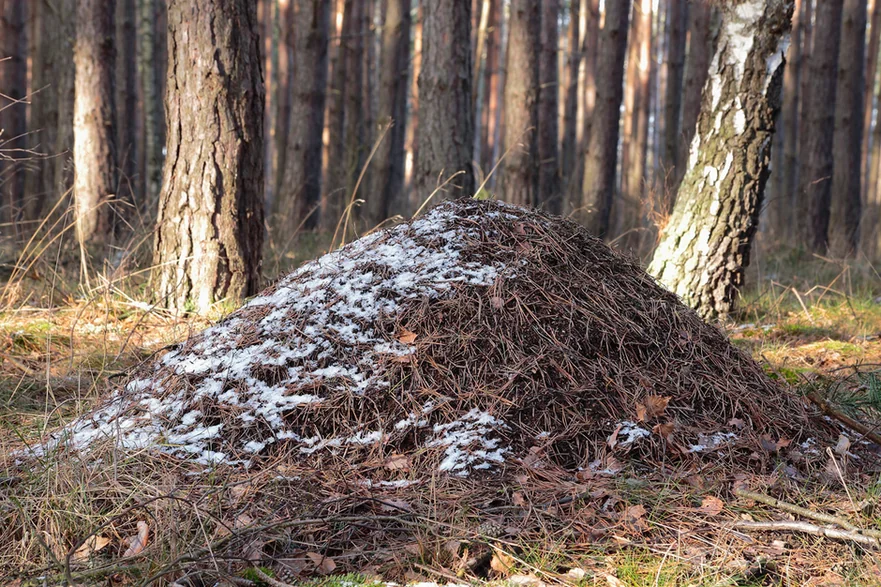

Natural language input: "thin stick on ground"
[733,520,881,549]
[806,389,881,445]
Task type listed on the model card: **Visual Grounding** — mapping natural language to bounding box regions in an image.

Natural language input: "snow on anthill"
[35,203,517,473]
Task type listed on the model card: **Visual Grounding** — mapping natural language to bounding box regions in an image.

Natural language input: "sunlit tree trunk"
[413,0,474,201]
[798,0,842,252]
[403,1,422,200]
[479,0,500,175]
[661,0,686,205]
[0,0,27,225]
[73,0,117,248]
[153,0,264,315]
[862,0,880,203]
[568,0,599,211]
[580,0,630,236]
[500,0,539,207]
[829,0,865,256]
[275,0,330,232]
[538,0,561,213]
[649,0,792,320]
[862,1,881,259]
[560,0,581,185]
[367,0,410,224]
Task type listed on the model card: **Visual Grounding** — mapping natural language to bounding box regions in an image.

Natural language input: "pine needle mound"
[43,200,810,476]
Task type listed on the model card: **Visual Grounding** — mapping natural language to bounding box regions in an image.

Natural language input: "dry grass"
[0,204,878,586]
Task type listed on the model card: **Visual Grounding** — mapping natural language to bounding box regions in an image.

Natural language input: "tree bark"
[153,0,264,315]
[649,0,793,320]
[343,0,365,201]
[560,0,581,184]
[73,0,117,248]
[537,0,561,213]
[413,0,474,201]
[275,0,330,232]
[500,0,540,207]
[115,0,139,210]
[479,0,500,175]
[798,0,843,252]
[579,0,630,236]
[403,1,422,200]
[673,1,713,199]
[568,0,599,213]
[0,0,27,225]
[139,0,163,210]
[367,0,410,224]
[862,0,881,203]
[863,1,881,259]
[829,0,865,256]
[662,0,686,205]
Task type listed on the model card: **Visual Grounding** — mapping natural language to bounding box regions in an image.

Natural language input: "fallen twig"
[805,390,881,446]
[734,488,881,539]
[733,520,880,549]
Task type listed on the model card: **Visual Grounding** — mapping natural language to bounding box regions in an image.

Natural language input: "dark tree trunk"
[537,0,560,213]
[798,0,843,252]
[413,0,474,201]
[343,0,365,201]
[480,0,501,175]
[323,0,354,229]
[73,0,117,247]
[673,1,713,198]
[275,0,295,205]
[153,0,264,315]
[560,0,580,184]
[139,0,163,210]
[500,0,539,207]
[828,0,865,256]
[863,0,881,201]
[649,0,793,320]
[0,0,27,224]
[579,0,630,236]
[568,0,599,212]
[367,0,410,224]
[662,0,686,204]
[115,0,139,209]
[275,0,330,232]
[862,0,881,258]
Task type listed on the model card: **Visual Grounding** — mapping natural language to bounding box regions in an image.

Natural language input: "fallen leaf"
[491,296,505,309]
[490,551,515,575]
[305,552,337,574]
[123,521,149,557]
[508,573,546,586]
[759,434,791,453]
[607,424,623,449]
[728,417,746,429]
[653,421,675,442]
[397,328,418,344]
[384,453,410,471]
[604,572,626,587]
[834,434,851,456]
[639,395,670,420]
[699,496,724,516]
[512,491,527,507]
[72,535,111,562]
[378,498,412,512]
[622,504,649,532]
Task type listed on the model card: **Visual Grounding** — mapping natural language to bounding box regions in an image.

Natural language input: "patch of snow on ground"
[34,204,510,471]
[688,431,738,453]
[611,421,651,448]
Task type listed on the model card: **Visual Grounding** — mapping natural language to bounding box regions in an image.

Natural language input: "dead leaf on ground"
[636,395,670,421]
[759,434,791,453]
[508,573,546,586]
[834,434,851,456]
[491,296,505,309]
[305,552,337,575]
[490,551,516,576]
[603,573,626,587]
[397,328,418,344]
[622,504,649,532]
[122,521,149,557]
[699,495,724,516]
[512,491,527,507]
[72,535,111,562]
[384,453,410,471]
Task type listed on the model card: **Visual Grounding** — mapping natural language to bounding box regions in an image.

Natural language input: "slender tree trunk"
[403,1,422,201]
[798,0,843,252]
[868,110,881,258]
[153,0,264,315]
[73,0,117,248]
[262,0,276,214]
[829,0,865,256]
[413,0,474,201]
[55,0,76,205]
[672,1,713,199]
[275,0,294,203]
[662,0,686,204]
[139,0,163,211]
[115,0,138,211]
[500,0,540,207]
[649,0,793,320]
[568,0,599,211]
[537,0,561,213]
[560,0,581,184]
[862,0,881,202]
[580,0,630,236]
[479,0,500,175]
[323,0,354,229]
[367,0,410,224]
[275,0,330,233]
[489,0,509,182]
[0,0,27,225]
[863,1,881,259]
[343,0,365,201]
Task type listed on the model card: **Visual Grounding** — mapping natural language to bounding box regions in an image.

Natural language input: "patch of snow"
[427,408,509,476]
[612,421,651,448]
[688,431,738,453]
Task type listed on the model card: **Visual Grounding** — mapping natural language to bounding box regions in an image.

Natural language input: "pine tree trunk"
[343,0,365,201]
[862,0,881,201]
[323,0,354,229]
[661,0,686,205]
[500,0,539,207]
[479,0,499,174]
[537,0,561,213]
[413,0,474,201]
[275,0,330,232]
[261,0,276,214]
[862,1,881,259]
[55,0,77,206]
[139,0,163,210]
[153,0,264,315]
[829,0,865,256]
[73,0,117,248]
[115,0,138,210]
[798,0,843,252]
[403,1,422,200]
[367,0,410,224]
[0,0,27,225]
[580,0,630,236]
[560,0,581,184]
[672,1,713,198]
[275,0,294,205]
[649,0,792,320]
[568,0,599,212]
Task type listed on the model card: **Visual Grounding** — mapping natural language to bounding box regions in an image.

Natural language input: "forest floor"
[0,238,879,587]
